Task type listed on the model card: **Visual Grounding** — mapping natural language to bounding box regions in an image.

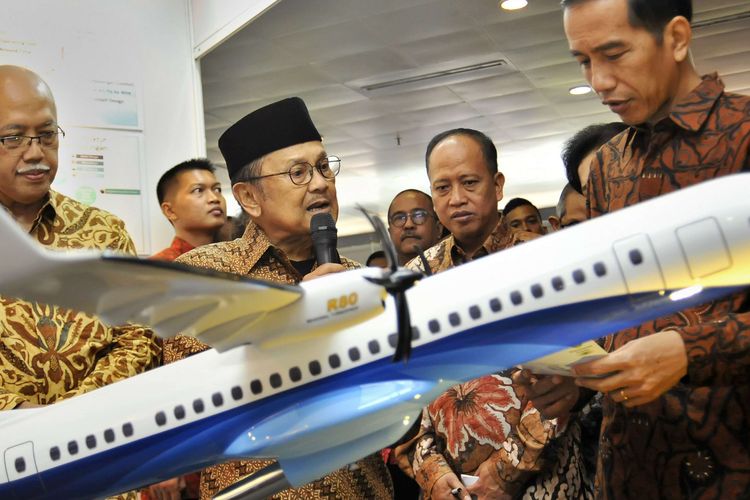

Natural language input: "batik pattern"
[587,74,750,499]
[165,220,393,500]
[0,190,160,410]
[397,218,591,498]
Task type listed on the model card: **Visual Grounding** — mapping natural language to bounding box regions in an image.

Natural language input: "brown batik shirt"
[396,218,592,498]
[0,190,160,410]
[586,74,750,499]
[164,219,394,500]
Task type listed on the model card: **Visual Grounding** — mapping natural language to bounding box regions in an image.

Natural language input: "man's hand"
[302,263,346,281]
[466,460,512,500]
[512,370,579,419]
[573,330,687,407]
[511,231,542,245]
[146,477,183,500]
[432,472,471,500]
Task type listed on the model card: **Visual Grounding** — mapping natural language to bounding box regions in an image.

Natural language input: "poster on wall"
[68,79,143,130]
[56,129,150,255]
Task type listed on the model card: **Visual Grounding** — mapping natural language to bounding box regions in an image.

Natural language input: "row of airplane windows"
[33,254,633,473]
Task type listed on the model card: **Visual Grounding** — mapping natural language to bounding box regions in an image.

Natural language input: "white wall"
[1,0,202,255]
[191,0,279,58]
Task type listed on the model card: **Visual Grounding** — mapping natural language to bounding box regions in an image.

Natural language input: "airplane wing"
[0,209,302,344]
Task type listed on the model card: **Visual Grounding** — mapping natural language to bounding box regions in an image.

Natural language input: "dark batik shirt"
[587,74,750,499]
[164,220,393,500]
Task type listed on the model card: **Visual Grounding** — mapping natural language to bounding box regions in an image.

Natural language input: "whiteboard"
[56,130,148,253]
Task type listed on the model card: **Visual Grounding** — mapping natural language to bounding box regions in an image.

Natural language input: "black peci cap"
[218,97,322,183]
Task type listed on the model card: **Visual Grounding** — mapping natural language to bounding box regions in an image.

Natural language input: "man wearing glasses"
[0,65,159,411]
[387,189,443,266]
[164,97,393,500]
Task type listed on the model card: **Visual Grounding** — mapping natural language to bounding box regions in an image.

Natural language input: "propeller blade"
[355,205,419,362]
[393,291,412,362]
[357,205,398,271]
[412,244,433,277]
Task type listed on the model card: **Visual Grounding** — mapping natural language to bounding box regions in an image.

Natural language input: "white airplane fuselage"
[1,175,749,499]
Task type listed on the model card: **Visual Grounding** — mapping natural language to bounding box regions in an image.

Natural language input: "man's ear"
[494,172,505,202]
[666,15,692,63]
[232,182,262,218]
[161,201,177,223]
[548,216,561,231]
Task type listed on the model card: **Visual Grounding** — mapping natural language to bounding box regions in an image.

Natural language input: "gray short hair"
[232,155,265,184]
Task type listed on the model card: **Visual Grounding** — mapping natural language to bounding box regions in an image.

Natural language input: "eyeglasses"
[0,126,65,155]
[389,209,434,228]
[244,156,341,186]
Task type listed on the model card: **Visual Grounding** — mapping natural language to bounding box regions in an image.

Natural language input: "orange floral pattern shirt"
[395,218,590,498]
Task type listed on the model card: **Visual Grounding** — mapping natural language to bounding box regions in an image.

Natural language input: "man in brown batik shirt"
[0,65,160,413]
[164,97,393,500]
[517,1,750,498]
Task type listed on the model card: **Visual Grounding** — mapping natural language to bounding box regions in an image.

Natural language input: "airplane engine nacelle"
[199,268,388,351]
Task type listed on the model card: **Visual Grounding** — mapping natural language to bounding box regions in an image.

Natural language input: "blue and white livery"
[0,174,749,499]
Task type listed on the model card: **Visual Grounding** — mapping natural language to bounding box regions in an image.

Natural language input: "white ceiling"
[200,0,750,235]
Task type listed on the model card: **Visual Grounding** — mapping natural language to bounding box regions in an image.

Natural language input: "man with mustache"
[387,189,443,266]
[0,65,159,412]
[517,0,750,497]
[164,97,393,500]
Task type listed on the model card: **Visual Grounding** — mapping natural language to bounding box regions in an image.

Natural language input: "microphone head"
[310,213,337,236]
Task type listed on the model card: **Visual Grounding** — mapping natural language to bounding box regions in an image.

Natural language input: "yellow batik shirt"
[0,190,161,410]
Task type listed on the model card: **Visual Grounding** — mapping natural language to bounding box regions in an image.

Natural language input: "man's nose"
[449,187,465,206]
[589,64,616,95]
[208,190,221,203]
[308,167,329,191]
[22,140,45,163]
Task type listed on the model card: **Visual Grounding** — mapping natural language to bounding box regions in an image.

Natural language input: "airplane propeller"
[358,207,423,362]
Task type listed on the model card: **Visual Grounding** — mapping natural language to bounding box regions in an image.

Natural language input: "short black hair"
[502,197,540,218]
[562,122,627,193]
[387,189,434,219]
[366,250,387,267]
[561,0,692,40]
[425,128,498,176]
[157,158,216,204]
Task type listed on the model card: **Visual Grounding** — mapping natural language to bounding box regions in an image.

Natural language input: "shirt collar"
[239,219,327,281]
[0,191,57,233]
[449,215,513,264]
[624,74,723,151]
[237,219,275,273]
[631,73,724,136]
[668,73,724,132]
[169,236,195,255]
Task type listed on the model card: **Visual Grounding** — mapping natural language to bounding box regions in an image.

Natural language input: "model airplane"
[1,174,749,500]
